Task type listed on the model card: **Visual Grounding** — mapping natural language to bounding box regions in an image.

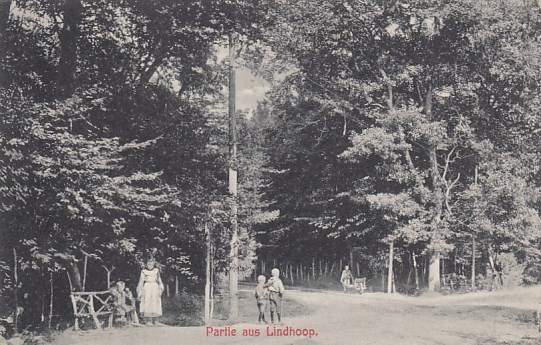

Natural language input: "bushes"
[498,253,526,288]
[161,294,205,326]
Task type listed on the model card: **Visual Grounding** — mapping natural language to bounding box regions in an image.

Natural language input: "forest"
[0,0,540,335]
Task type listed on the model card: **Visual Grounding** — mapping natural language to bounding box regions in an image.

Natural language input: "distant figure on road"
[341,265,354,293]
[137,258,164,326]
[255,275,269,324]
[266,268,285,324]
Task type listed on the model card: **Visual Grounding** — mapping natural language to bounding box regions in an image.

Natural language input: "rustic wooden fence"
[69,291,114,330]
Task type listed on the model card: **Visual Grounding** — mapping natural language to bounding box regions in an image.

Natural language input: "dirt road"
[52,287,539,345]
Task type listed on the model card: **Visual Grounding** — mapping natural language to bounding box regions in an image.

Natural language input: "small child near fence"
[254,275,269,324]
[109,281,138,325]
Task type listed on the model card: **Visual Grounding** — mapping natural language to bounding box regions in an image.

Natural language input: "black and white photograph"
[0,0,540,344]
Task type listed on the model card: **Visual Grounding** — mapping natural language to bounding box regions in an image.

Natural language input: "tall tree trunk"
[57,252,82,292]
[471,234,476,291]
[486,245,501,290]
[48,272,53,329]
[67,260,83,291]
[290,265,294,285]
[387,242,394,294]
[471,166,478,291]
[428,253,441,292]
[406,268,412,292]
[56,0,83,99]
[413,252,419,290]
[228,32,239,320]
[13,248,18,333]
[69,261,82,291]
[426,84,443,292]
[82,255,88,291]
[441,257,446,288]
[423,256,427,283]
[41,280,45,324]
[428,148,443,292]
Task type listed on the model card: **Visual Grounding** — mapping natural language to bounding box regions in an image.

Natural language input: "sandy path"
[52,288,539,345]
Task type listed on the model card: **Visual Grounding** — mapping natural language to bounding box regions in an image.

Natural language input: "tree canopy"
[1,0,540,331]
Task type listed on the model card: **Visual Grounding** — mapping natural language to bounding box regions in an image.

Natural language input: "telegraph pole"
[204,222,211,324]
[228,32,239,320]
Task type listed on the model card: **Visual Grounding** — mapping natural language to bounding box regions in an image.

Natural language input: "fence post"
[88,294,101,330]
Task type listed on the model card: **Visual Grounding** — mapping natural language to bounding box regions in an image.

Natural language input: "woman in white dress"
[136,259,164,325]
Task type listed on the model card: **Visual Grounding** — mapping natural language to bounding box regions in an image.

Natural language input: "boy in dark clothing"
[254,275,269,324]
[266,268,285,324]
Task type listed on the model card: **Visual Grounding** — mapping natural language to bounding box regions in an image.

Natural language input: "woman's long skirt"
[140,281,162,317]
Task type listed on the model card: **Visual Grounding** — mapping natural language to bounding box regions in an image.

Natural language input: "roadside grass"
[404,304,538,326]
[477,337,541,345]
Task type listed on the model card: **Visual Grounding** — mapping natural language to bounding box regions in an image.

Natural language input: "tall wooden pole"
[210,242,215,322]
[228,32,239,320]
[204,223,211,325]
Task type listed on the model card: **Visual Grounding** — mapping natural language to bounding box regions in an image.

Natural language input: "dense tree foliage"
[0,0,269,329]
[256,0,541,292]
[1,0,540,333]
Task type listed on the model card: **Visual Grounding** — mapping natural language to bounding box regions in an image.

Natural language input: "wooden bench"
[69,291,115,330]
[354,277,367,294]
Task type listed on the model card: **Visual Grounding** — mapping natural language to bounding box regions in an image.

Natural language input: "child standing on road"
[254,275,269,324]
[266,268,285,324]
